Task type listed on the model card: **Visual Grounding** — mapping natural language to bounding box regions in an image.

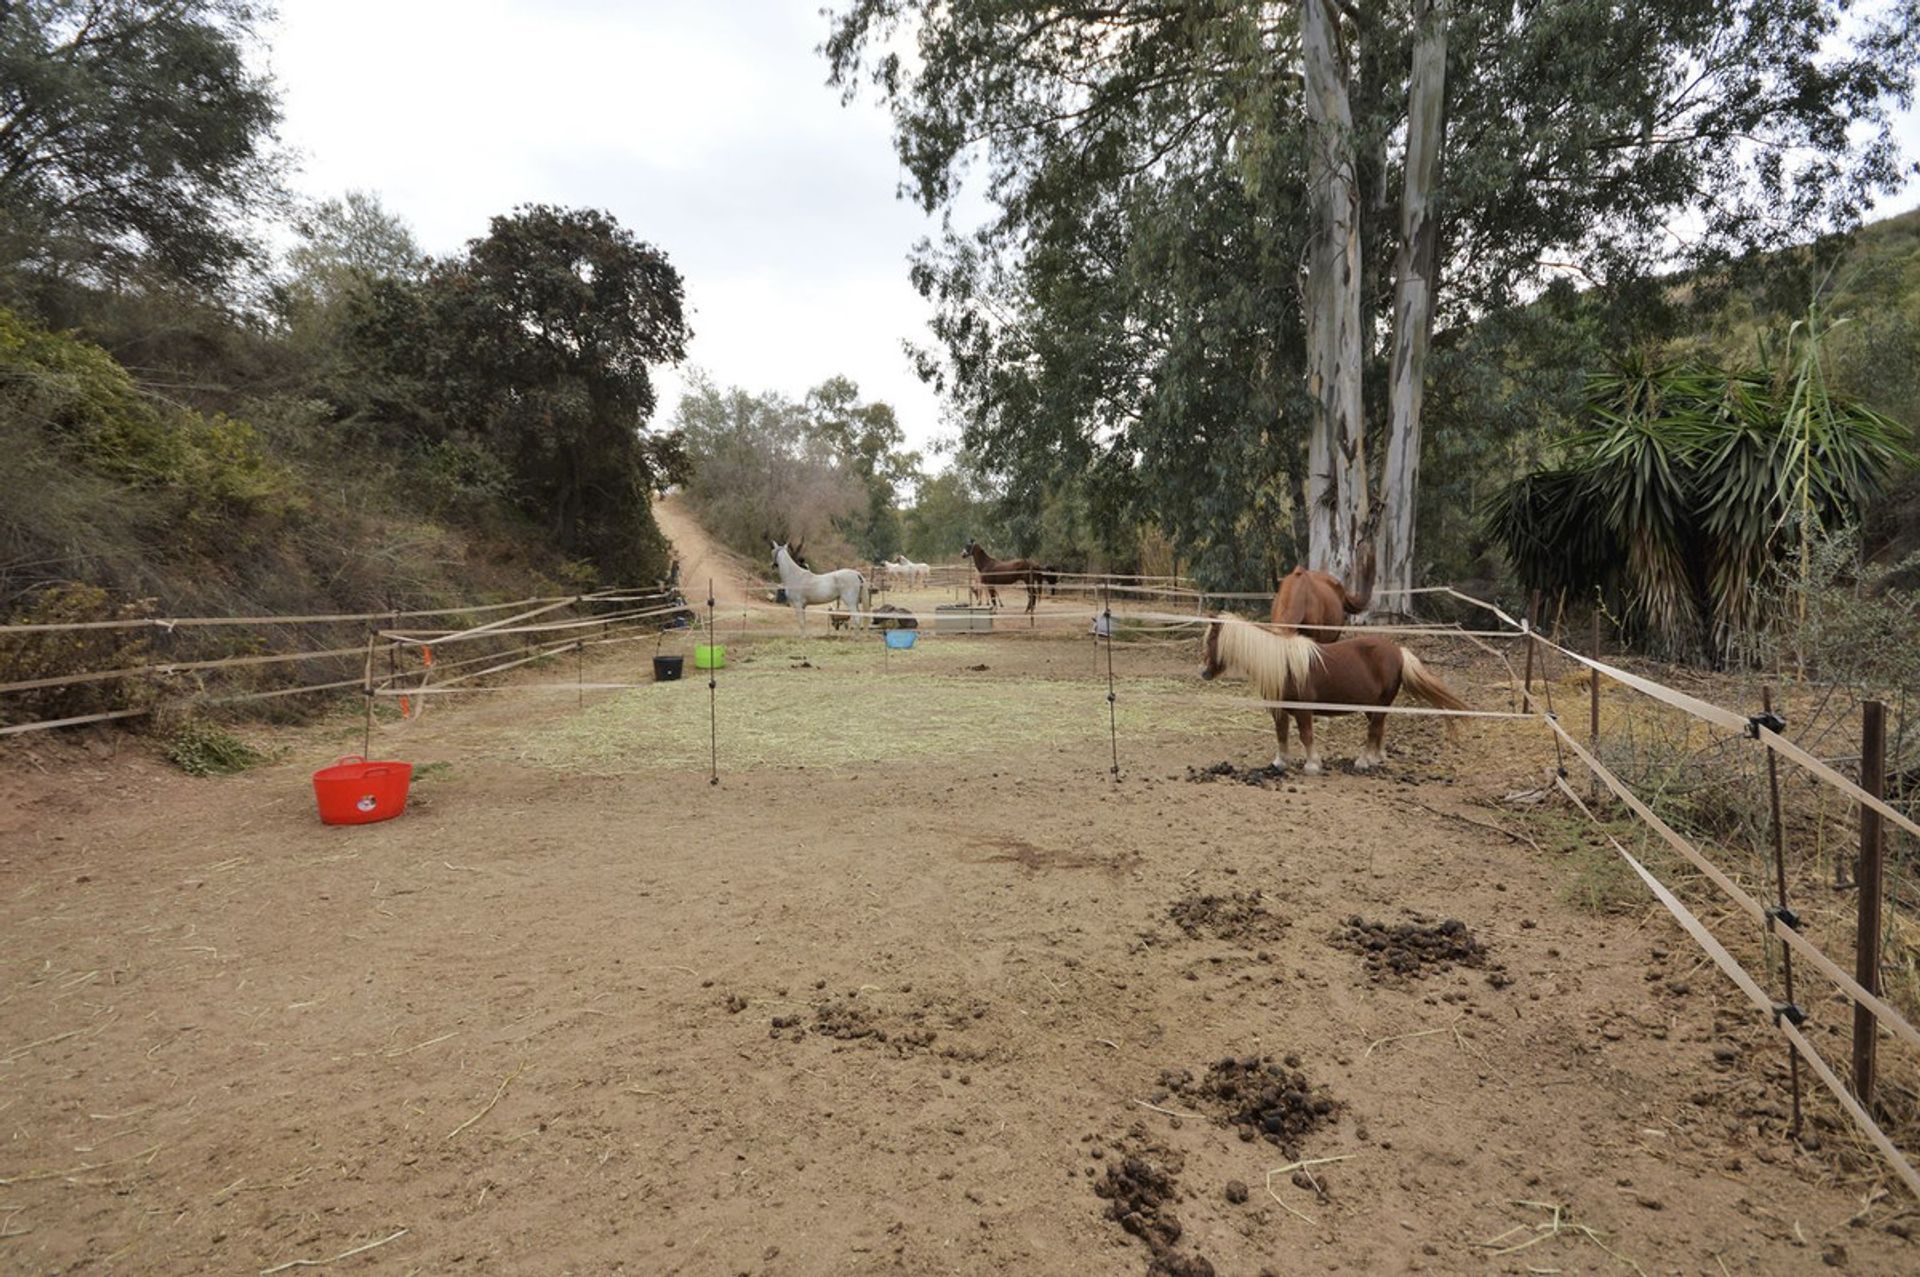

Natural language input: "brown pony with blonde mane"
[1271,538,1375,642]
[1199,614,1466,774]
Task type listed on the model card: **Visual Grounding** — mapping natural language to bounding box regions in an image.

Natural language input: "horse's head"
[1198,616,1226,681]
[772,538,809,571]
[961,538,978,560]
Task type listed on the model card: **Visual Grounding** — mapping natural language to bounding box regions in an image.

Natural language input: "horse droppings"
[1334,914,1490,981]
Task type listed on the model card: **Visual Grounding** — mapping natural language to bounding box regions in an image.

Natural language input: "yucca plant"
[1485,324,1913,663]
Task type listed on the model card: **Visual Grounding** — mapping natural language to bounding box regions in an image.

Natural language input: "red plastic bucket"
[311,755,413,826]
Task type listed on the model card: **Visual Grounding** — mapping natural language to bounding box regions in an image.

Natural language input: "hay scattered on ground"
[518,670,1228,772]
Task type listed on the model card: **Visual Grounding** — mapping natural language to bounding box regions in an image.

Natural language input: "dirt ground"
[3,495,1920,1275]
[3,577,1917,1272]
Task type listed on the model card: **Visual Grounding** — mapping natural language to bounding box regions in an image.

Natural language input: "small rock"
[1224,1180,1249,1204]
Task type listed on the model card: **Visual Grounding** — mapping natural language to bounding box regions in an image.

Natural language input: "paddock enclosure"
[5,574,1919,1277]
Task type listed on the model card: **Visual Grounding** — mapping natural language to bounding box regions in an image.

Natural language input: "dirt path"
[654,493,767,609]
[1,630,1913,1274]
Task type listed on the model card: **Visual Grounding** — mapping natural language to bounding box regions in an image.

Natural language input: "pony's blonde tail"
[1399,649,1467,737]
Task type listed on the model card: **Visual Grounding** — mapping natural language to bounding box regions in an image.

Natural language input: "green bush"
[0,583,156,727]
[159,713,265,777]
[0,308,290,534]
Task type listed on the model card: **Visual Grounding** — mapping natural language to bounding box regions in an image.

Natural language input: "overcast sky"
[269,0,957,450]
[268,1,1920,458]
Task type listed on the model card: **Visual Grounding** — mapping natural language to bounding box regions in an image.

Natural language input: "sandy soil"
[2,611,1915,1275]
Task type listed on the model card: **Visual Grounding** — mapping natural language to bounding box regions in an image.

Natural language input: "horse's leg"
[1270,709,1288,771]
[1297,712,1321,775]
[1355,712,1387,771]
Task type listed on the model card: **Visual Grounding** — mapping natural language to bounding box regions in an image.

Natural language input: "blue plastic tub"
[884,629,918,650]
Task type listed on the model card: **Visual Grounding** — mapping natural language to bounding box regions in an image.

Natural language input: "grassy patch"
[519,668,1229,773]
[160,715,266,777]
[1511,804,1649,915]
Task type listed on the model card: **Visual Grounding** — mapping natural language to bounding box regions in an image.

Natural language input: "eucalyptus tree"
[827,0,1918,595]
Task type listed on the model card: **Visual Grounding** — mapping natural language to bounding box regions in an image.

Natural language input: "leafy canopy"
[0,0,283,293]
[344,205,691,577]
[825,1,1920,589]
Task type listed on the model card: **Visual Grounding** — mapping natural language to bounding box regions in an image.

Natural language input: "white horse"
[888,553,930,589]
[772,542,866,634]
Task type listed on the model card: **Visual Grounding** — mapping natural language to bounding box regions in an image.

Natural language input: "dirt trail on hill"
[654,493,767,609]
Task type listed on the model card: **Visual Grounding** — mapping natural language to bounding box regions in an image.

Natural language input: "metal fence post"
[1853,699,1886,1106]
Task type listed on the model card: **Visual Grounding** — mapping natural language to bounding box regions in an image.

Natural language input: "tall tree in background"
[283,191,422,307]
[0,0,282,296]
[1301,0,1368,581]
[1379,0,1448,605]
[807,375,923,560]
[346,205,690,576]
[827,1,1919,596]
[448,205,689,562]
[278,190,421,369]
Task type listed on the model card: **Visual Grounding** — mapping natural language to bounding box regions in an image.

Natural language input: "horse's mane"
[1215,617,1320,700]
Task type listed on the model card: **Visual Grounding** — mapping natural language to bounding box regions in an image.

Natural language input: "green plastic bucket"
[694,643,726,670]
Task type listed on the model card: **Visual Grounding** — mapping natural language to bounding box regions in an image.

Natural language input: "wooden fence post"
[1854,699,1886,1106]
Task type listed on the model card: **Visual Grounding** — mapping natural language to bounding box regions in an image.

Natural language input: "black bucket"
[653,655,684,683]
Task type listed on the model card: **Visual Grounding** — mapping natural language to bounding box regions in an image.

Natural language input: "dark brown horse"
[962,539,1042,613]
[1270,538,1375,643]
[1199,613,1465,774]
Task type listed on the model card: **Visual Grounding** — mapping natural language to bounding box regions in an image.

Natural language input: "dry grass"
[516,667,1231,773]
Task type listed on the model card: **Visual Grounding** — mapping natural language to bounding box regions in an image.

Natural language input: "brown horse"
[1199,614,1466,774]
[1271,538,1375,642]
[962,539,1042,613]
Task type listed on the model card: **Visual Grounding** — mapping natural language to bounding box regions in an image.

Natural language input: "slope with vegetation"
[0,3,692,733]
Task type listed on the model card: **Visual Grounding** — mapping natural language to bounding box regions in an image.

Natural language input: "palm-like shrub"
[1486,329,1911,662]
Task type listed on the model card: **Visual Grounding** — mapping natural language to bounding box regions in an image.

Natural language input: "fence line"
[0,588,688,737]
[1550,773,1920,1201]
[0,589,673,635]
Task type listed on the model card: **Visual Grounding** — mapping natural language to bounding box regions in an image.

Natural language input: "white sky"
[268,1,1920,458]
[269,0,955,450]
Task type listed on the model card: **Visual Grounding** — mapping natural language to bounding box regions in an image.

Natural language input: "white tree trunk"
[1301,0,1368,582]
[1380,0,1449,611]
